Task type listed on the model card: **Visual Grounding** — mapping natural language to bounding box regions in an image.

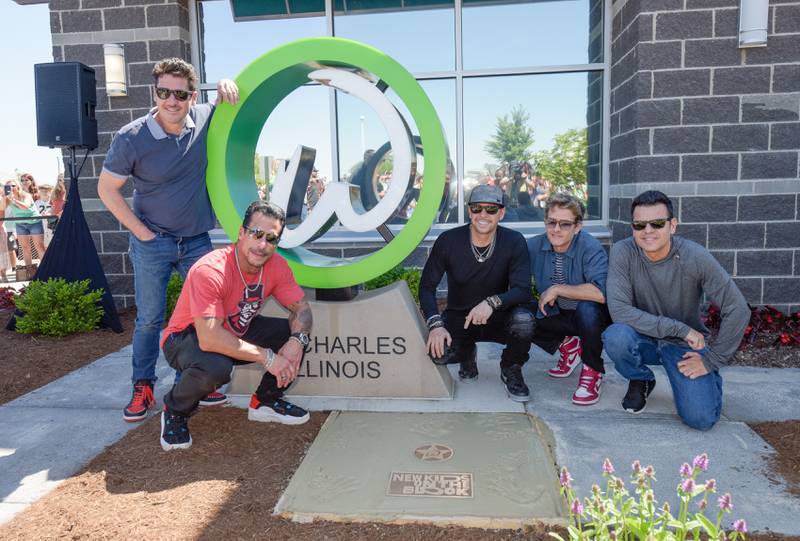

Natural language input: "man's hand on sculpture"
[426,327,452,358]
[216,78,239,105]
[464,300,493,328]
[684,328,705,350]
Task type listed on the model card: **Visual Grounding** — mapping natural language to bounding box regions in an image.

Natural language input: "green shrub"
[364,266,422,303]
[166,272,184,320]
[15,278,104,337]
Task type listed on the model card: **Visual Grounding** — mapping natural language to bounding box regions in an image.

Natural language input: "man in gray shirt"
[98,58,239,422]
[603,190,749,430]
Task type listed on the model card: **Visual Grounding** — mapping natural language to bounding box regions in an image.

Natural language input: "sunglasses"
[631,218,670,231]
[154,87,192,101]
[244,227,281,245]
[545,219,578,230]
[469,204,500,215]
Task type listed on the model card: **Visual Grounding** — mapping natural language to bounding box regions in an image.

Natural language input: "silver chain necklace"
[471,234,496,263]
[234,244,264,292]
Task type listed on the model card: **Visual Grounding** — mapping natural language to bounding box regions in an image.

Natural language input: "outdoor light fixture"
[739,0,769,48]
[103,43,127,96]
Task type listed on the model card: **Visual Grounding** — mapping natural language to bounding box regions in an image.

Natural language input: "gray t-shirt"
[607,236,749,371]
[101,104,216,237]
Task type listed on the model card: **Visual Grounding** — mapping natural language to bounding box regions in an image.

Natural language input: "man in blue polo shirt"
[98,58,239,422]
[527,192,610,406]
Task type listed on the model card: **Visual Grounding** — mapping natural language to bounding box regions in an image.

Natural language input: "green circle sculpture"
[207,37,447,289]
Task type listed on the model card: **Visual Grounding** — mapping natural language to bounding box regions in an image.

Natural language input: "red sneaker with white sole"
[198,390,228,407]
[548,336,582,378]
[572,365,603,406]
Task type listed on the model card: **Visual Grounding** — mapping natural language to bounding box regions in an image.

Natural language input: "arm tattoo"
[286,298,313,334]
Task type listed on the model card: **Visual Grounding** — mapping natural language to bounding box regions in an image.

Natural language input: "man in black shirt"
[420,185,534,401]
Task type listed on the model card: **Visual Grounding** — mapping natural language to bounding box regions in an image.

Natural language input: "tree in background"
[485,105,535,165]
[533,127,588,194]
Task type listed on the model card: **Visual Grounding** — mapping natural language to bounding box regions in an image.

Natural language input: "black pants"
[162,316,293,416]
[442,306,533,368]
[530,301,610,373]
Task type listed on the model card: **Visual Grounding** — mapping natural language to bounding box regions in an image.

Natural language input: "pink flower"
[732,519,747,533]
[560,467,573,488]
[644,465,655,479]
[602,458,615,475]
[697,498,707,511]
[680,462,693,478]
[631,460,641,474]
[681,478,696,494]
[571,499,584,516]
[705,479,717,492]
[718,493,733,511]
[693,453,709,471]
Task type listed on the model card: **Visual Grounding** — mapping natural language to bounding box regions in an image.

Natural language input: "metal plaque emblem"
[387,472,473,498]
[414,444,454,462]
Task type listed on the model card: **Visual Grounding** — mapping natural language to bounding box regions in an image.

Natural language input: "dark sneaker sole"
[123,409,152,422]
[500,375,530,402]
[458,373,478,383]
[198,397,229,407]
[160,412,192,451]
[248,407,310,425]
[623,403,647,414]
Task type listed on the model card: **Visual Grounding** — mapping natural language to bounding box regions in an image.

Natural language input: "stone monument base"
[226,281,454,399]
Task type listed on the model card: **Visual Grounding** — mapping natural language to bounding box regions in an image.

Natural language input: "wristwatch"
[486,295,502,310]
[290,332,310,347]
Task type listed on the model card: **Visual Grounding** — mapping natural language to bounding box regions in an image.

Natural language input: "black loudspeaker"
[34,62,98,150]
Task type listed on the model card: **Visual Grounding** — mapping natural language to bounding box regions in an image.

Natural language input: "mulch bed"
[752,420,800,497]
[0,307,136,406]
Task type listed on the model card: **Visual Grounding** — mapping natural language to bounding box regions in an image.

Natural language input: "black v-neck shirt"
[420,224,531,319]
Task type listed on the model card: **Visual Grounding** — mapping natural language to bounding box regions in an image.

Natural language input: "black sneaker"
[431,344,461,366]
[248,395,310,425]
[160,408,192,451]
[458,349,479,383]
[500,364,530,402]
[622,379,656,414]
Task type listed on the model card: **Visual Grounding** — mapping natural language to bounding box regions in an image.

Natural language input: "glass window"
[462,71,602,223]
[198,0,326,83]
[333,2,455,73]
[336,78,457,225]
[462,0,603,71]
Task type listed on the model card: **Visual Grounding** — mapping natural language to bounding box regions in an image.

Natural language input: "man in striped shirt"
[527,193,611,406]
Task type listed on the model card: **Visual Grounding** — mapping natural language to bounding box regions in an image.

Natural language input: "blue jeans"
[128,232,212,383]
[602,323,723,431]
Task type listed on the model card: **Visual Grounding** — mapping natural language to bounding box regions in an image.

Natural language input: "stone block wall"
[48,0,191,306]
[609,0,800,313]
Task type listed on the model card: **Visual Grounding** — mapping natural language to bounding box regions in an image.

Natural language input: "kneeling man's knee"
[680,409,719,431]
[506,306,535,342]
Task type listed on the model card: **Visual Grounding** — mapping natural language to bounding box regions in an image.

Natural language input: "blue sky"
[0,2,61,184]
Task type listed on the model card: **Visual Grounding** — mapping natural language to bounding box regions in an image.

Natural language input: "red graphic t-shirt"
[161,244,304,347]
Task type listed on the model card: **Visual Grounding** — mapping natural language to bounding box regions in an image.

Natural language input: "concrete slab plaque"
[226,282,453,399]
[274,411,566,528]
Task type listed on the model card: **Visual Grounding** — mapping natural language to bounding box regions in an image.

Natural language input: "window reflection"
[198,0,326,83]
[462,0,603,70]
[333,2,455,73]
[463,72,602,223]
[336,78,457,225]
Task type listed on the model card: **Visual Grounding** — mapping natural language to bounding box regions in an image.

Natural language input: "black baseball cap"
[468,184,505,207]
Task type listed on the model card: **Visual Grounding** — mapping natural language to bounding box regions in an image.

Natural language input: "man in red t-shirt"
[159,200,313,451]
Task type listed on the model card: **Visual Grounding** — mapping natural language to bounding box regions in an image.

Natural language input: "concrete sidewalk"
[1,343,798,533]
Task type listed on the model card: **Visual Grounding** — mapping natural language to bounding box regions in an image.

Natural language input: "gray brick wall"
[49,0,191,307]
[610,0,800,313]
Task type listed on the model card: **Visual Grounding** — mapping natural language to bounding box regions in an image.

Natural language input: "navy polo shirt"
[101,104,217,237]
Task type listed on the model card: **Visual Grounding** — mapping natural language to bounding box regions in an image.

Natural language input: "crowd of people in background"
[0,172,65,283]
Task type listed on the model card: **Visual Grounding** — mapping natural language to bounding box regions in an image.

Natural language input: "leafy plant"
[533,127,588,193]
[15,278,104,337]
[485,105,535,164]
[0,287,19,310]
[166,272,184,321]
[551,454,748,541]
[364,266,421,303]
[704,304,800,348]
